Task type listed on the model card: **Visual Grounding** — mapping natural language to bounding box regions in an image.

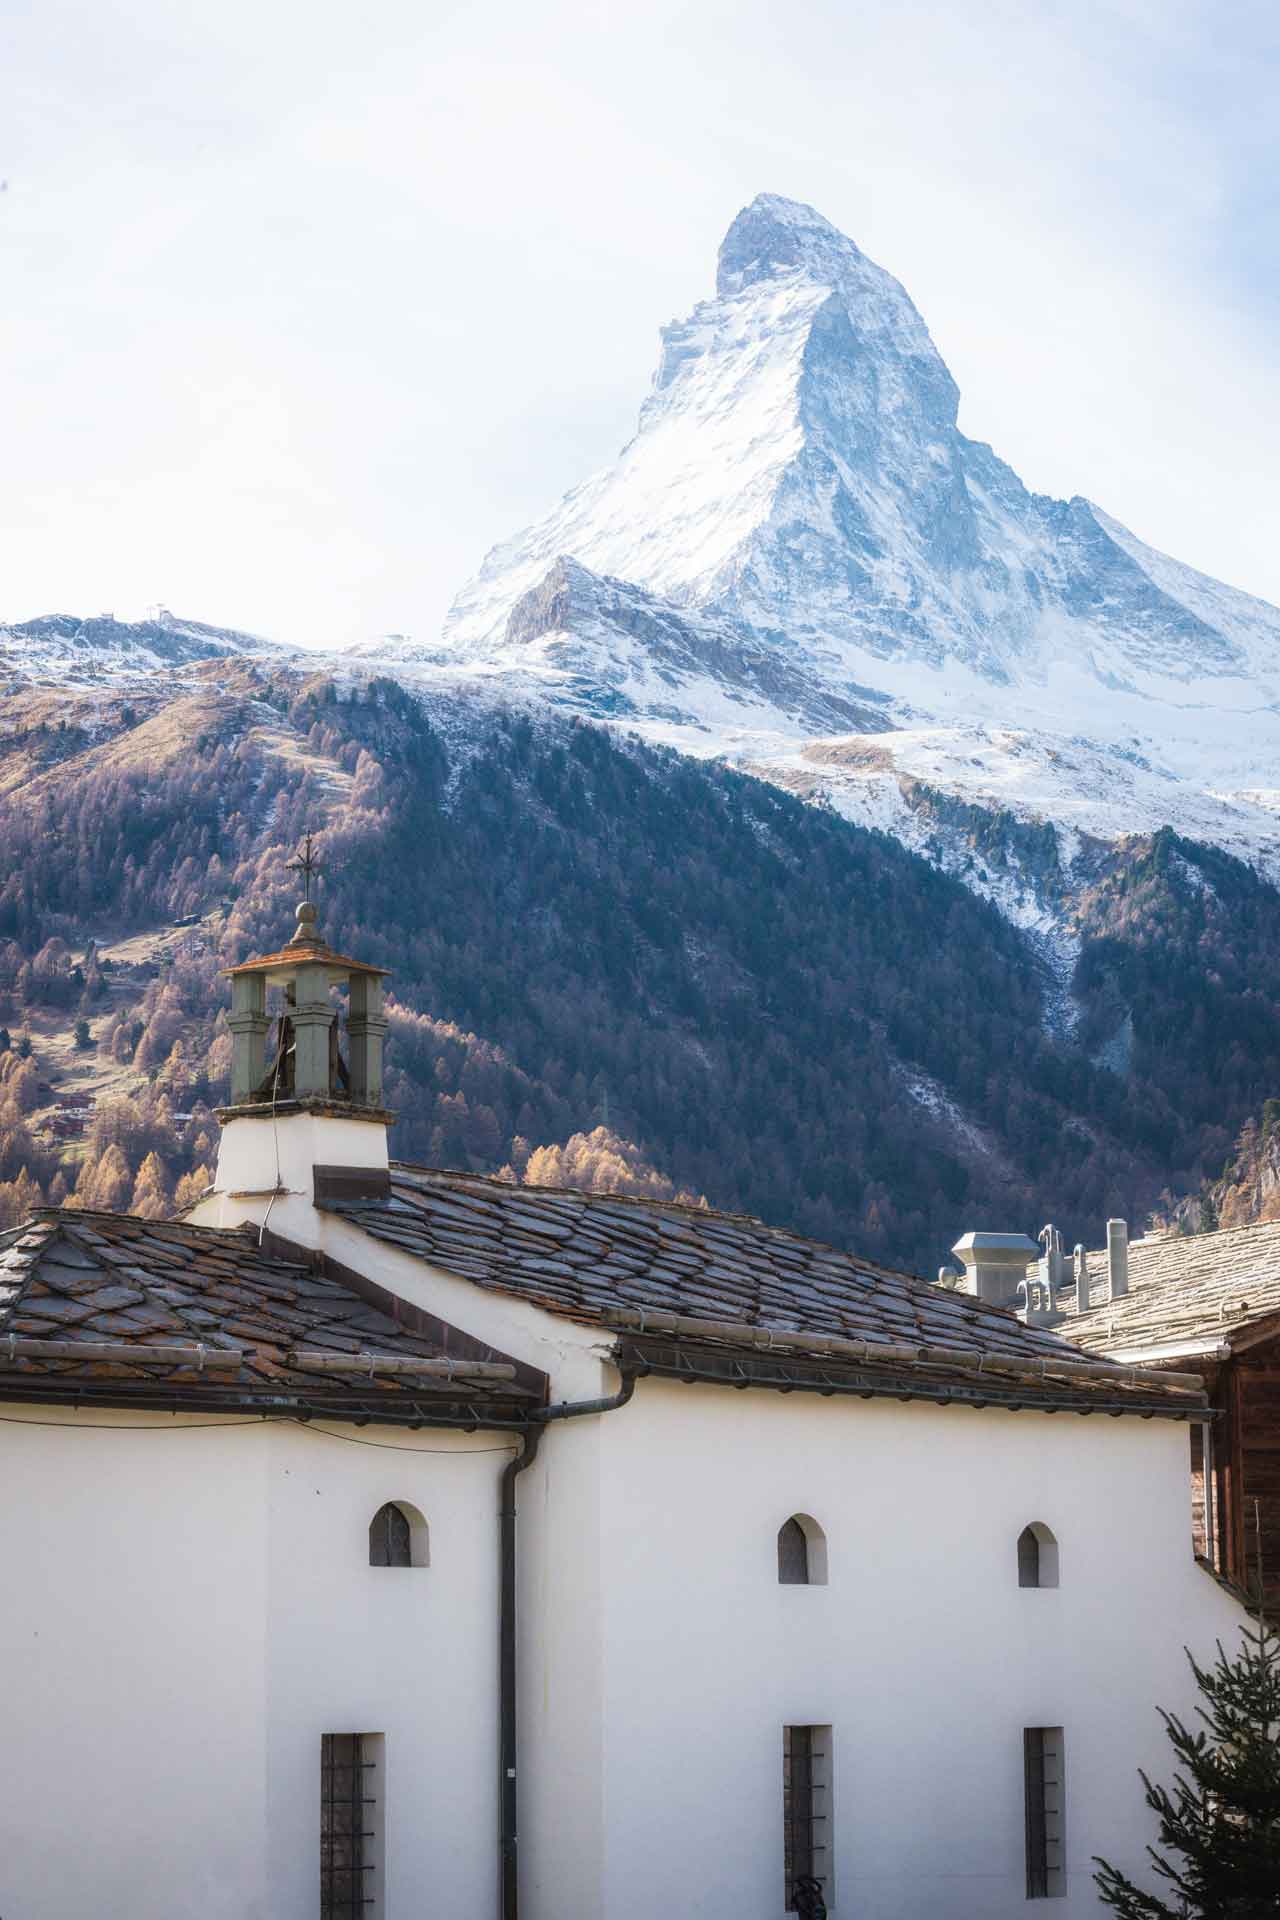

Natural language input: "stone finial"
[290,897,320,945]
[1074,1243,1090,1313]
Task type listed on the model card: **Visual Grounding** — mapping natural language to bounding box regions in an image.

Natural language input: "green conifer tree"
[1094,1622,1280,1916]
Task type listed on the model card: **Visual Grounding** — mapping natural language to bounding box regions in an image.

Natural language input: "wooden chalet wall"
[1230,1343,1280,1608]
[1197,1337,1280,1609]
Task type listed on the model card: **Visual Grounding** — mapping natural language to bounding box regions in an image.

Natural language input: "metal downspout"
[499,1366,638,1920]
[500,1423,541,1920]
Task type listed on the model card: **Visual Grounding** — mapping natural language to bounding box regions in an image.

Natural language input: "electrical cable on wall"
[0,1412,519,1456]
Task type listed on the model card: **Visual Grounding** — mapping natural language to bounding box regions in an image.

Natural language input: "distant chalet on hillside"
[0,862,1252,1919]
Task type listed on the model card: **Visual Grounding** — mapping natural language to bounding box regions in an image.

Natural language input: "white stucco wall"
[197,1109,389,1248]
[0,1406,512,1920]
[182,1142,1252,1919]
[516,1380,1248,1920]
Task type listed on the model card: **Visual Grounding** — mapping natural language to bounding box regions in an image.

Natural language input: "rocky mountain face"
[416,194,1280,907]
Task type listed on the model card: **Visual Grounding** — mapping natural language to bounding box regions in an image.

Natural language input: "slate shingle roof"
[1064,1219,1280,1358]
[320,1165,1200,1413]
[0,1209,538,1420]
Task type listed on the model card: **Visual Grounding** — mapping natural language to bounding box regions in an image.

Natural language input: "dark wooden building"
[1059,1219,1280,1607]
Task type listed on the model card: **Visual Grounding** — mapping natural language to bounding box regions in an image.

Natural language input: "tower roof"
[223,938,389,979]
[224,894,389,979]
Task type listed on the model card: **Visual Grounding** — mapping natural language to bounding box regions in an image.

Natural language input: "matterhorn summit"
[428,195,1280,891]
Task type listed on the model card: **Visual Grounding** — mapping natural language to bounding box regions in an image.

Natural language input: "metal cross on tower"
[287,833,322,902]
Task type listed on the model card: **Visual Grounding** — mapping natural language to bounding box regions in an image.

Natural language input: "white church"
[0,888,1252,1919]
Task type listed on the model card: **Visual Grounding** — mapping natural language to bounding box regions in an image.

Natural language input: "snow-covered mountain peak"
[380,195,1280,886]
[716,193,860,296]
[440,190,1280,694]
[715,192,955,418]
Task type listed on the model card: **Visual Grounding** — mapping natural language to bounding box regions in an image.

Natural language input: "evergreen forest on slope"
[1,660,1278,1273]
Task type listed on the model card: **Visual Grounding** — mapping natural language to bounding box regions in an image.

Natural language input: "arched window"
[777,1514,828,1586]
[368,1501,429,1568]
[1017,1523,1059,1589]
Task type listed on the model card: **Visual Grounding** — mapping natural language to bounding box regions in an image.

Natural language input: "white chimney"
[950,1232,1039,1308]
[1074,1244,1090,1313]
[1107,1219,1129,1300]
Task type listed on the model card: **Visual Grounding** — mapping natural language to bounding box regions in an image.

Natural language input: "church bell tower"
[192,838,392,1244]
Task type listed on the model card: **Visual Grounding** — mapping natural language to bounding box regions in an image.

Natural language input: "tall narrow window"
[321,1735,377,1918]
[783,1725,833,1912]
[1024,1727,1066,1899]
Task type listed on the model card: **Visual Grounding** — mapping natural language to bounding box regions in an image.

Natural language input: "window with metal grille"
[1024,1727,1066,1899]
[368,1500,428,1568]
[783,1724,833,1912]
[369,1503,412,1567]
[320,1734,378,1917]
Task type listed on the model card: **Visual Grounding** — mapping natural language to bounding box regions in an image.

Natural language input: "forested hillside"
[2,660,1278,1273]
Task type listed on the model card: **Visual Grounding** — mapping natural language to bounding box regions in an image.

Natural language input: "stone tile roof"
[0,1209,537,1421]
[322,1166,1198,1413]
[1062,1219,1280,1359]
[224,936,388,976]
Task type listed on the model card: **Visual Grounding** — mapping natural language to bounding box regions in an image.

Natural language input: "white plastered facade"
[0,1404,508,1920]
[0,1108,1252,1918]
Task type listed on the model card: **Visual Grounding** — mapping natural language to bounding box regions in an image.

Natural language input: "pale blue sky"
[3,0,1278,648]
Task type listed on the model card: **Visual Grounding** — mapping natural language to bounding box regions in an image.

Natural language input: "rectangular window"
[1024,1727,1066,1899]
[783,1724,833,1911]
[321,1733,385,1917]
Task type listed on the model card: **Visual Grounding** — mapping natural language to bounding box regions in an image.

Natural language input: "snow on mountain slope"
[444,264,835,649]
[425,192,1280,885]
[0,610,282,686]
